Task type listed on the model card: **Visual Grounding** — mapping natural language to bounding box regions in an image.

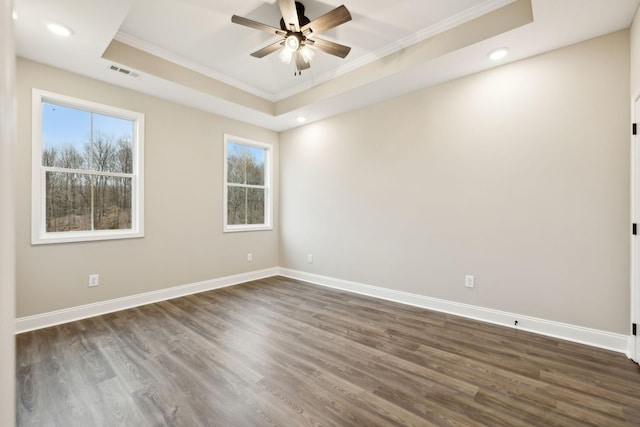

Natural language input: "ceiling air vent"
[109,65,138,77]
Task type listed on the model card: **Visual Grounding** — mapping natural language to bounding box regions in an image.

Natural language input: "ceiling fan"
[231,0,352,75]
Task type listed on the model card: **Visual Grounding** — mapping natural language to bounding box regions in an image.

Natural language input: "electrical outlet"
[464,275,474,288]
[307,254,313,263]
[247,253,253,262]
[88,274,99,287]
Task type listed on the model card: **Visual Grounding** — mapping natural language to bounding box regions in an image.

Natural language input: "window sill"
[31,229,144,245]
[223,225,273,233]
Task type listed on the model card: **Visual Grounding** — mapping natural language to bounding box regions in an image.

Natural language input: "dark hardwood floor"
[16,276,640,426]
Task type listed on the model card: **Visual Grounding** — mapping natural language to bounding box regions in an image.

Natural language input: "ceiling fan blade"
[301,5,351,36]
[251,40,285,58]
[232,15,287,36]
[278,0,300,32]
[306,37,351,58]
[295,51,311,71]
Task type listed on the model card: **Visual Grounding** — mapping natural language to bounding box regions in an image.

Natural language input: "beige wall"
[631,8,640,99]
[280,30,631,334]
[1,0,16,424]
[16,59,279,317]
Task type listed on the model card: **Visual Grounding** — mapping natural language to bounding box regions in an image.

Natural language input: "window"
[32,89,144,244]
[223,135,272,232]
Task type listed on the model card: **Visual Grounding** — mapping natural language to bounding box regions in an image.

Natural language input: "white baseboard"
[16,266,631,358]
[15,268,279,334]
[278,268,631,356]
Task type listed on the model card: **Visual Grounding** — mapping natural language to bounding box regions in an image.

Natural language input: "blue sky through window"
[42,102,133,150]
[227,142,265,166]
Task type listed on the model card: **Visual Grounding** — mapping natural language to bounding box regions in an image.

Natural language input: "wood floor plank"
[16,276,640,426]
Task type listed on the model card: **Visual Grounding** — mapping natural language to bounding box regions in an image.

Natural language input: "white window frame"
[31,89,145,244]
[223,134,272,232]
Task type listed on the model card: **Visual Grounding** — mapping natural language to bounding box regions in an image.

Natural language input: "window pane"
[227,186,266,225]
[93,176,132,230]
[227,142,265,185]
[45,171,92,232]
[45,172,132,232]
[42,102,134,173]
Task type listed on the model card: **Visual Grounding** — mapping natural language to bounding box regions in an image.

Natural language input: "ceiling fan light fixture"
[279,48,294,64]
[284,35,300,52]
[300,45,315,63]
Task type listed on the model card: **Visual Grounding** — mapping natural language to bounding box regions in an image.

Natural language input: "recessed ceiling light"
[296,116,307,123]
[489,47,509,61]
[47,22,73,37]
[12,11,17,20]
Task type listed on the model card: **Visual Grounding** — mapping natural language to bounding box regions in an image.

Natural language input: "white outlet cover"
[88,274,99,287]
[464,275,474,288]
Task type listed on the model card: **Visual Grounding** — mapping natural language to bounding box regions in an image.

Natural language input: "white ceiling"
[14,0,640,131]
